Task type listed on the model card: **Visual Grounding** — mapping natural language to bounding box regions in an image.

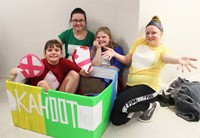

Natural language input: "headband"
[146,16,163,32]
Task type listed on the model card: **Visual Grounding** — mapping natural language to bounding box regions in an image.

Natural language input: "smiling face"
[44,40,63,65]
[145,25,163,47]
[71,13,86,32]
[45,45,62,65]
[95,31,111,48]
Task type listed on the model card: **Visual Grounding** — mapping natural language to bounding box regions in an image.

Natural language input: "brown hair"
[69,8,87,23]
[92,26,118,55]
[44,39,62,54]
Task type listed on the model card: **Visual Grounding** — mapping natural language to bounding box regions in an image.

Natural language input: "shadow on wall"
[118,37,130,84]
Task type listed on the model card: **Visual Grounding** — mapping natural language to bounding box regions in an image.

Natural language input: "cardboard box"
[5,66,118,138]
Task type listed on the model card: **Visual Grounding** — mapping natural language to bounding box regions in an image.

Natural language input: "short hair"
[44,39,62,54]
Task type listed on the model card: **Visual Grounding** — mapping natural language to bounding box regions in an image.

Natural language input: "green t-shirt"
[58,28,94,59]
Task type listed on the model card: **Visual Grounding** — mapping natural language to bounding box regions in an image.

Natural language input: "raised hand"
[177,57,198,72]
[93,40,101,49]
[102,47,116,60]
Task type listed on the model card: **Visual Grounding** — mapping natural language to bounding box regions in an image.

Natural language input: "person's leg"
[121,85,159,122]
[59,70,80,93]
[37,80,51,92]
[110,86,137,125]
[110,105,131,126]
[138,101,159,122]
[123,85,157,113]
[110,85,157,125]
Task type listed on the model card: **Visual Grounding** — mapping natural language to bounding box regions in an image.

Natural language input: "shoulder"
[131,37,147,48]
[59,57,70,63]
[65,28,73,34]
[87,30,94,35]
[135,37,146,44]
[59,28,72,35]
[129,37,146,53]
[59,58,76,67]
[58,29,73,43]
[41,58,47,64]
[114,45,124,53]
[86,30,95,37]
[160,44,170,54]
[60,57,77,64]
[114,45,123,50]
[41,58,51,67]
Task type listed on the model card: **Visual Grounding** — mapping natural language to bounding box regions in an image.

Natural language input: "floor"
[1,76,200,138]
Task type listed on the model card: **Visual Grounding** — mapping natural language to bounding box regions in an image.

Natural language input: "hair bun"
[151,16,161,23]
[146,15,163,32]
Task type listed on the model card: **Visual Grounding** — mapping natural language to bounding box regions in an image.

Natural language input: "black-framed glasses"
[71,19,85,23]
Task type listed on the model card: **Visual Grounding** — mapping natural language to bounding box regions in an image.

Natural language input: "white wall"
[0,0,139,81]
[0,0,199,84]
[139,0,200,83]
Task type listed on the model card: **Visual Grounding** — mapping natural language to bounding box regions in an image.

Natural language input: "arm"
[92,41,102,66]
[102,47,132,65]
[107,46,124,72]
[163,54,198,72]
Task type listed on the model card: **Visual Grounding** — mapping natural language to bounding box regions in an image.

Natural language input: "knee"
[110,113,122,126]
[68,70,80,80]
[37,80,47,86]
[110,108,130,126]
[114,98,125,110]
[37,80,49,92]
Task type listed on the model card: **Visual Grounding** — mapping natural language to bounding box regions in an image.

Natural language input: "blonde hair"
[93,26,118,55]
[151,16,161,23]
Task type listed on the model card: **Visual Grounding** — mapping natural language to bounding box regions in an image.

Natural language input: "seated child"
[10,39,89,93]
[91,27,125,93]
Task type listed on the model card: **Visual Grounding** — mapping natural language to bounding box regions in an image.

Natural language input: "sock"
[127,112,134,118]
[148,103,153,110]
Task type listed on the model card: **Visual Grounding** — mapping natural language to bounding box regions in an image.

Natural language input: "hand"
[80,69,90,77]
[102,47,116,60]
[9,67,18,76]
[84,71,90,77]
[93,40,101,49]
[177,57,197,72]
